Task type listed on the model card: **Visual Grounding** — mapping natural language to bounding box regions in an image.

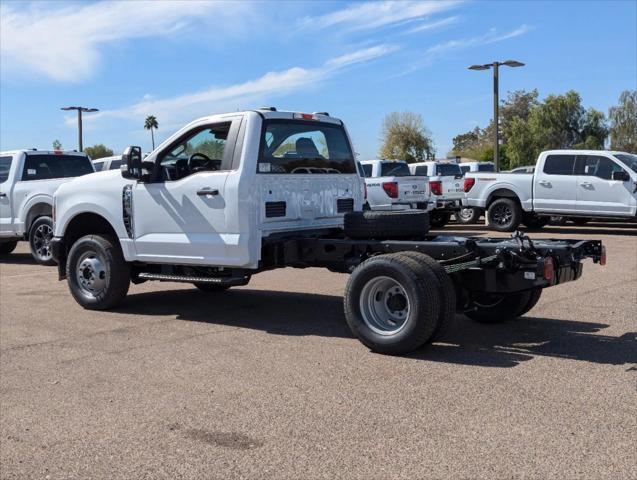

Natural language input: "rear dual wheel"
[344,253,454,355]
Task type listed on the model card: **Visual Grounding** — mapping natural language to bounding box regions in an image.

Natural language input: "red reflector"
[600,245,606,266]
[54,150,63,155]
[543,257,554,281]
[301,113,313,119]
[430,180,442,196]
[464,177,475,192]
[382,182,399,199]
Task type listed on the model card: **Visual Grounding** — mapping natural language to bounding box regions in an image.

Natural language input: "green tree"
[52,139,62,150]
[379,112,435,162]
[609,90,637,152]
[144,115,159,150]
[84,144,114,160]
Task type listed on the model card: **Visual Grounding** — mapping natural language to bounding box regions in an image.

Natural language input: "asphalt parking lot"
[1,222,635,479]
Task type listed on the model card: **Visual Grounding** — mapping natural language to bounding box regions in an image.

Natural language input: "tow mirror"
[121,146,143,180]
[612,170,630,182]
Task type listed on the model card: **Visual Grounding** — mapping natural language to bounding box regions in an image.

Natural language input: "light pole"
[60,106,99,152]
[468,60,524,172]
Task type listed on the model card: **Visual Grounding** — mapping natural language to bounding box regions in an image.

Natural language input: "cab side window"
[158,122,232,181]
[0,156,12,183]
[543,155,576,175]
[579,155,623,180]
[362,164,373,177]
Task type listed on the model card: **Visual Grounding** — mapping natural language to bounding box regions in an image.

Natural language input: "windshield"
[258,120,355,174]
[381,162,411,177]
[21,154,93,181]
[436,163,462,176]
[614,153,637,173]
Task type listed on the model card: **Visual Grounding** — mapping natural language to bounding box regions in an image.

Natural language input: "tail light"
[430,180,442,196]
[600,245,606,266]
[382,182,399,199]
[464,177,475,192]
[543,256,554,281]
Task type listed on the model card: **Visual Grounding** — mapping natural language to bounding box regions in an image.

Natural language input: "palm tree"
[144,115,159,150]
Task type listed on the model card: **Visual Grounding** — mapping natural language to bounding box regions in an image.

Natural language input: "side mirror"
[121,146,143,180]
[612,170,630,182]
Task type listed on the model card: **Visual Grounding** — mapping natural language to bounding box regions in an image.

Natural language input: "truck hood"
[56,168,129,197]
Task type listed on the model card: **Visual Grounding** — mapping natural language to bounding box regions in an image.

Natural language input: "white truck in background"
[359,159,432,212]
[408,161,465,228]
[463,150,637,231]
[0,150,94,264]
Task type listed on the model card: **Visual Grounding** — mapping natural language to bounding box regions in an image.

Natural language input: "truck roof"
[187,109,343,127]
[0,149,88,156]
[541,149,631,156]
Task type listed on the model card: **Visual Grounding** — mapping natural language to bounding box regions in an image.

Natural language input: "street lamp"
[468,60,524,172]
[60,106,99,152]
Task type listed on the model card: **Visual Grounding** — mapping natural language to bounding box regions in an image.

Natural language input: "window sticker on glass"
[259,162,271,173]
[27,169,37,175]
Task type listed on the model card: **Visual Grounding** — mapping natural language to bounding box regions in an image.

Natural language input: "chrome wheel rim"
[491,204,513,226]
[32,223,53,260]
[359,276,410,335]
[459,208,474,220]
[75,252,109,298]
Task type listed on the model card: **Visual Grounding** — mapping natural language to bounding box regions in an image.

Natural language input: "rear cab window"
[362,164,373,177]
[435,163,462,177]
[413,165,429,176]
[380,162,411,177]
[0,156,12,183]
[21,154,94,181]
[258,120,355,174]
[477,163,494,172]
[543,155,576,175]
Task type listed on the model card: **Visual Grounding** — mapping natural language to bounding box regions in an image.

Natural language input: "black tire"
[487,198,522,232]
[66,234,130,310]
[193,282,232,292]
[456,207,481,224]
[344,210,430,239]
[28,216,55,265]
[572,217,590,226]
[393,251,456,341]
[465,290,533,323]
[429,211,451,229]
[517,288,542,317]
[344,254,440,355]
[521,213,549,230]
[0,241,18,255]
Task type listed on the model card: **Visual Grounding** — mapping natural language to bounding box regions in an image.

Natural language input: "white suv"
[0,150,94,264]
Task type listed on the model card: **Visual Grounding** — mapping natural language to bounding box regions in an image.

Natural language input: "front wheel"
[29,216,55,265]
[0,241,18,255]
[487,198,522,232]
[572,217,591,226]
[465,290,533,323]
[429,211,451,229]
[456,207,481,224]
[67,234,130,310]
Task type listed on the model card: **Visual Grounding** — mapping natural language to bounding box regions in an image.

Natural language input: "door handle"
[0,193,6,198]
[197,188,219,196]
[538,180,551,186]
[580,182,593,187]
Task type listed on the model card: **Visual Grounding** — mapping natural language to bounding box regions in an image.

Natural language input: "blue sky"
[1,0,635,158]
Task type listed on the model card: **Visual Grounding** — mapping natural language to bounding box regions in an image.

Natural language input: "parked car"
[359,159,432,212]
[93,155,123,171]
[460,161,495,174]
[463,150,637,231]
[408,161,464,228]
[0,149,94,264]
[49,109,605,355]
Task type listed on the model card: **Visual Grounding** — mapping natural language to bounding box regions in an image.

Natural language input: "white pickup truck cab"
[93,155,123,172]
[359,159,432,212]
[460,161,495,175]
[0,149,94,263]
[49,110,605,355]
[408,161,465,228]
[464,150,637,231]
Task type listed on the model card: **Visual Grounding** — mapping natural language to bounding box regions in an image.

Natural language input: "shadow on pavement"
[117,288,636,368]
[438,222,637,237]
[0,253,38,265]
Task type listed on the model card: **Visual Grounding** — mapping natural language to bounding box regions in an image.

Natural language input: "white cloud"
[76,44,397,131]
[404,16,460,35]
[0,1,255,82]
[301,0,463,32]
[424,24,532,59]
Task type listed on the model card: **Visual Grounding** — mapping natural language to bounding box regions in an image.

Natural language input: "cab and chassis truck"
[50,109,605,355]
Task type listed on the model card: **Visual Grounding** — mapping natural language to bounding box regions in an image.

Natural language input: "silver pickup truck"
[463,150,637,231]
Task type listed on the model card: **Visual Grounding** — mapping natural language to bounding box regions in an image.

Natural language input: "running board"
[137,272,250,286]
